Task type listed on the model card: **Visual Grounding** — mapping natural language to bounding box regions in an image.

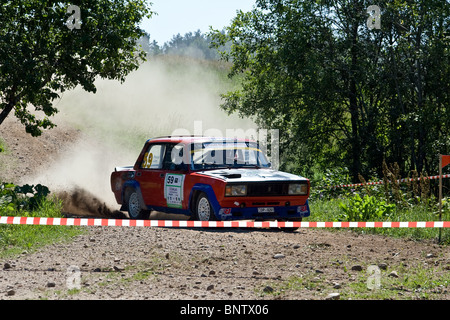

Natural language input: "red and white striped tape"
[0,216,449,228]
[330,174,450,189]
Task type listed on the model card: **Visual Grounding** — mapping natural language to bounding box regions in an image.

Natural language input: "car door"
[161,143,187,209]
[135,143,166,208]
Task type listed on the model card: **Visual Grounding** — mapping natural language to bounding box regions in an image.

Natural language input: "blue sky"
[140,0,256,45]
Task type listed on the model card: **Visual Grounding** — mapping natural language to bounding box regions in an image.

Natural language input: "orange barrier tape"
[329,174,450,189]
[0,216,449,228]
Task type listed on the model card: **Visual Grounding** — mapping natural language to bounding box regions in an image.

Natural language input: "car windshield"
[190,141,271,170]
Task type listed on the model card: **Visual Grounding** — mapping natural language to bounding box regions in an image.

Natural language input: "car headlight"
[288,183,308,195]
[225,185,247,196]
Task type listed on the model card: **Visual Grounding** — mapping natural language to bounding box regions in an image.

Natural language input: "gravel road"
[1,222,448,300]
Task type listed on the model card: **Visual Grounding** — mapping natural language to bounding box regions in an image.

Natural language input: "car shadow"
[150,211,304,233]
[62,210,303,234]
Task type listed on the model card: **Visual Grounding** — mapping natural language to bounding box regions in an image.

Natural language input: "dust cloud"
[31,56,255,217]
[55,56,254,140]
[56,187,126,218]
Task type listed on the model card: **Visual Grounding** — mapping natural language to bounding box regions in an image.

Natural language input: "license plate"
[258,207,274,213]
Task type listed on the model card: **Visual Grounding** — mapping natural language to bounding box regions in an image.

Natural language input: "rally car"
[110,136,310,222]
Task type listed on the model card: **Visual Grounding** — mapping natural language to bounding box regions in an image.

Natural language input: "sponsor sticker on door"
[164,174,184,208]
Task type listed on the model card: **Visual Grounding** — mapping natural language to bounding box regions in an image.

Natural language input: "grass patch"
[307,198,450,244]
[341,263,450,300]
[0,196,84,259]
[256,272,330,299]
[0,137,6,154]
[259,262,450,300]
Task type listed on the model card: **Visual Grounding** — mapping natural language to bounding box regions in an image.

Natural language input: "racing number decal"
[164,173,184,208]
[142,152,153,168]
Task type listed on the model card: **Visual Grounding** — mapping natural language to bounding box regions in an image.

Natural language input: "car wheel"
[195,193,216,221]
[127,190,150,220]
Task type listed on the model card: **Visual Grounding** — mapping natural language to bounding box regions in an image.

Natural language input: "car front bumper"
[216,201,310,221]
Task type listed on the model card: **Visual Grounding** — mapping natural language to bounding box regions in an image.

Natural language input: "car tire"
[127,189,150,220]
[195,193,217,221]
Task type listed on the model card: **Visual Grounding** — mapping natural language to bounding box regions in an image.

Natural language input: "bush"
[0,182,80,258]
[0,182,50,214]
[338,194,396,222]
[309,166,353,201]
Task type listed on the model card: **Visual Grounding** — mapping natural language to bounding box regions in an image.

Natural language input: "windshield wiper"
[237,164,260,169]
[194,163,231,170]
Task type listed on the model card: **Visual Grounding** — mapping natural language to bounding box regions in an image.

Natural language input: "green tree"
[210,0,450,180]
[0,0,153,136]
[162,30,221,60]
[380,0,450,174]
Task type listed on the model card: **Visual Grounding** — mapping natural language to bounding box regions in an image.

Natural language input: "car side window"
[141,144,164,169]
[162,144,185,171]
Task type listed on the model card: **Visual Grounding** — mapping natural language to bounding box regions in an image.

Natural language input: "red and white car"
[110,136,310,222]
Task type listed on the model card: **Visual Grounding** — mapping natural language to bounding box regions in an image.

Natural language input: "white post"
[439,155,443,243]
[439,154,443,222]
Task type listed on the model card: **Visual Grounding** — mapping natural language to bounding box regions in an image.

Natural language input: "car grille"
[246,182,307,197]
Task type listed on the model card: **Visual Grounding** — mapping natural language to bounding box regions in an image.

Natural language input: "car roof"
[146,136,257,144]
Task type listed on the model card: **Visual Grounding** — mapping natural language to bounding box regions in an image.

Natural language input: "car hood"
[195,168,308,183]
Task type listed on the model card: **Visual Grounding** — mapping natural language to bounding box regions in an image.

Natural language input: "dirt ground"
[0,117,449,301]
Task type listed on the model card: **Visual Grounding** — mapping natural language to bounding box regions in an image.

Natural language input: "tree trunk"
[349,20,361,182]
[0,102,14,126]
[414,20,425,174]
[0,85,17,127]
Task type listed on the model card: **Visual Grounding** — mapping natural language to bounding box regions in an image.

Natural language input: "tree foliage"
[148,29,229,60]
[210,0,450,180]
[0,0,153,136]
